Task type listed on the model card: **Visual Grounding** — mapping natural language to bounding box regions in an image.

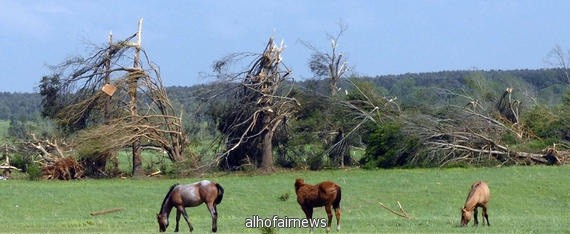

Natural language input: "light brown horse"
[157,180,224,232]
[461,181,490,226]
[295,178,342,232]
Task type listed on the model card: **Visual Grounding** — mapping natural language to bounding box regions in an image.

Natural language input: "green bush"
[307,153,325,170]
[26,163,42,181]
[522,106,564,139]
[360,122,418,169]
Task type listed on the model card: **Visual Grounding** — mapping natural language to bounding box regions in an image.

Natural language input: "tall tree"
[38,74,62,119]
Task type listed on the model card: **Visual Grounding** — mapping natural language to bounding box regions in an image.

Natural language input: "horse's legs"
[483,205,490,226]
[473,207,479,226]
[206,203,218,233]
[325,205,333,232]
[175,210,181,232]
[301,206,314,233]
[334,207,341,231]
[177,206,194,232]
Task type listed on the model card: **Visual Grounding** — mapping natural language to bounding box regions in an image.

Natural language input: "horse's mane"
[160,183,179,212]
[295,178,305,191]
[465,181,482,202]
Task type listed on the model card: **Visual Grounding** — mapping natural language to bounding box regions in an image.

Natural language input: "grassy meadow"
[0,166,568,233]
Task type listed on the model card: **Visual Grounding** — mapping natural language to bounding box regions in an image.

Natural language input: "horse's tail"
[214,183,224,205]
[333,185,342,209]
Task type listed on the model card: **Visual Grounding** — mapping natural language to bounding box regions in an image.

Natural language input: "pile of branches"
[41,157,83,180]
[75,113,184,161]
[407,104,565,167]
[26,134,84,180]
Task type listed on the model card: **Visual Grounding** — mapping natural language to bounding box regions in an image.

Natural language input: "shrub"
[26,163,42,180]
[360,122,418,169]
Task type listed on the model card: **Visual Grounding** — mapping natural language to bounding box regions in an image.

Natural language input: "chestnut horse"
[461,181,490,226]
[294,178,342,232]
[157,180,224,232]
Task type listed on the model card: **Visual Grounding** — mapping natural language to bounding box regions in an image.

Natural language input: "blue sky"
[1,0,569,92]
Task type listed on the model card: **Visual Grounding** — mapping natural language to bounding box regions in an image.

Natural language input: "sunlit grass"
[0,166,568,233]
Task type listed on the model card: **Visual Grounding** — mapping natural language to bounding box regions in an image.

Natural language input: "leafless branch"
[379,201,412,219]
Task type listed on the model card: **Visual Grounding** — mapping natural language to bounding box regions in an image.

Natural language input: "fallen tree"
[40,19,185,177]
[25,134,84,180]
[406,87,568,167]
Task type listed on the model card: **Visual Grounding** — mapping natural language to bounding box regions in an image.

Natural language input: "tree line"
[1,23,568,179]
[3,67,569,173]
[1,68,567,123]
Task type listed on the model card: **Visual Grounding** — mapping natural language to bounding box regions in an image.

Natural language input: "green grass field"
[1,166,569,233]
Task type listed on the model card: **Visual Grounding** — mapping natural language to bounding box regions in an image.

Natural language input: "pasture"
[1,166,568,233]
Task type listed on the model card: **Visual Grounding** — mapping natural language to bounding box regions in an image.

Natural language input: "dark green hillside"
[0,68,567,121]
[364,68,567,106]
[0,92,41,120]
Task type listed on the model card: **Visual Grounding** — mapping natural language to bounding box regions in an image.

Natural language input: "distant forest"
[1,68,567,122]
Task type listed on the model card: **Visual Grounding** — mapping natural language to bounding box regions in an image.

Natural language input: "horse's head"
[294,178,305,191]
[460,207,471,226]
[157,213,168,232]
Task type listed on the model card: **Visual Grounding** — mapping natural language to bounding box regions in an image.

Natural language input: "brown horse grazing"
[294,178,342,232]
[157,180,224,232]
[461,181,490,227]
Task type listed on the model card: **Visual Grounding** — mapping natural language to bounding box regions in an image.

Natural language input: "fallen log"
[90,208,124,216]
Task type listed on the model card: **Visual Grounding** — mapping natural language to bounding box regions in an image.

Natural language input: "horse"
[294,178,342,233]
[157,180,224,232]
[461,181,490,227]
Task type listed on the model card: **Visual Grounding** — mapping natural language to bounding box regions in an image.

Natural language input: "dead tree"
[1,143,20,179]
[407,88,566,166]
[214,38,299,172]
[42,19,185,177]
[301,22,350,97]
[497,87,520,124]
[546,44,570,84]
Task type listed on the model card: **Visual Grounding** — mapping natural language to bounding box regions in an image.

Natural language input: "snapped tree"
[38,19,186,178]
[213,38,299,172]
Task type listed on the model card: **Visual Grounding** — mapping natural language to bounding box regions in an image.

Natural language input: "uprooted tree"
[407,86,567,166]
[38,19,186,178]
[212,38,299,172]
[349,68,568,167]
